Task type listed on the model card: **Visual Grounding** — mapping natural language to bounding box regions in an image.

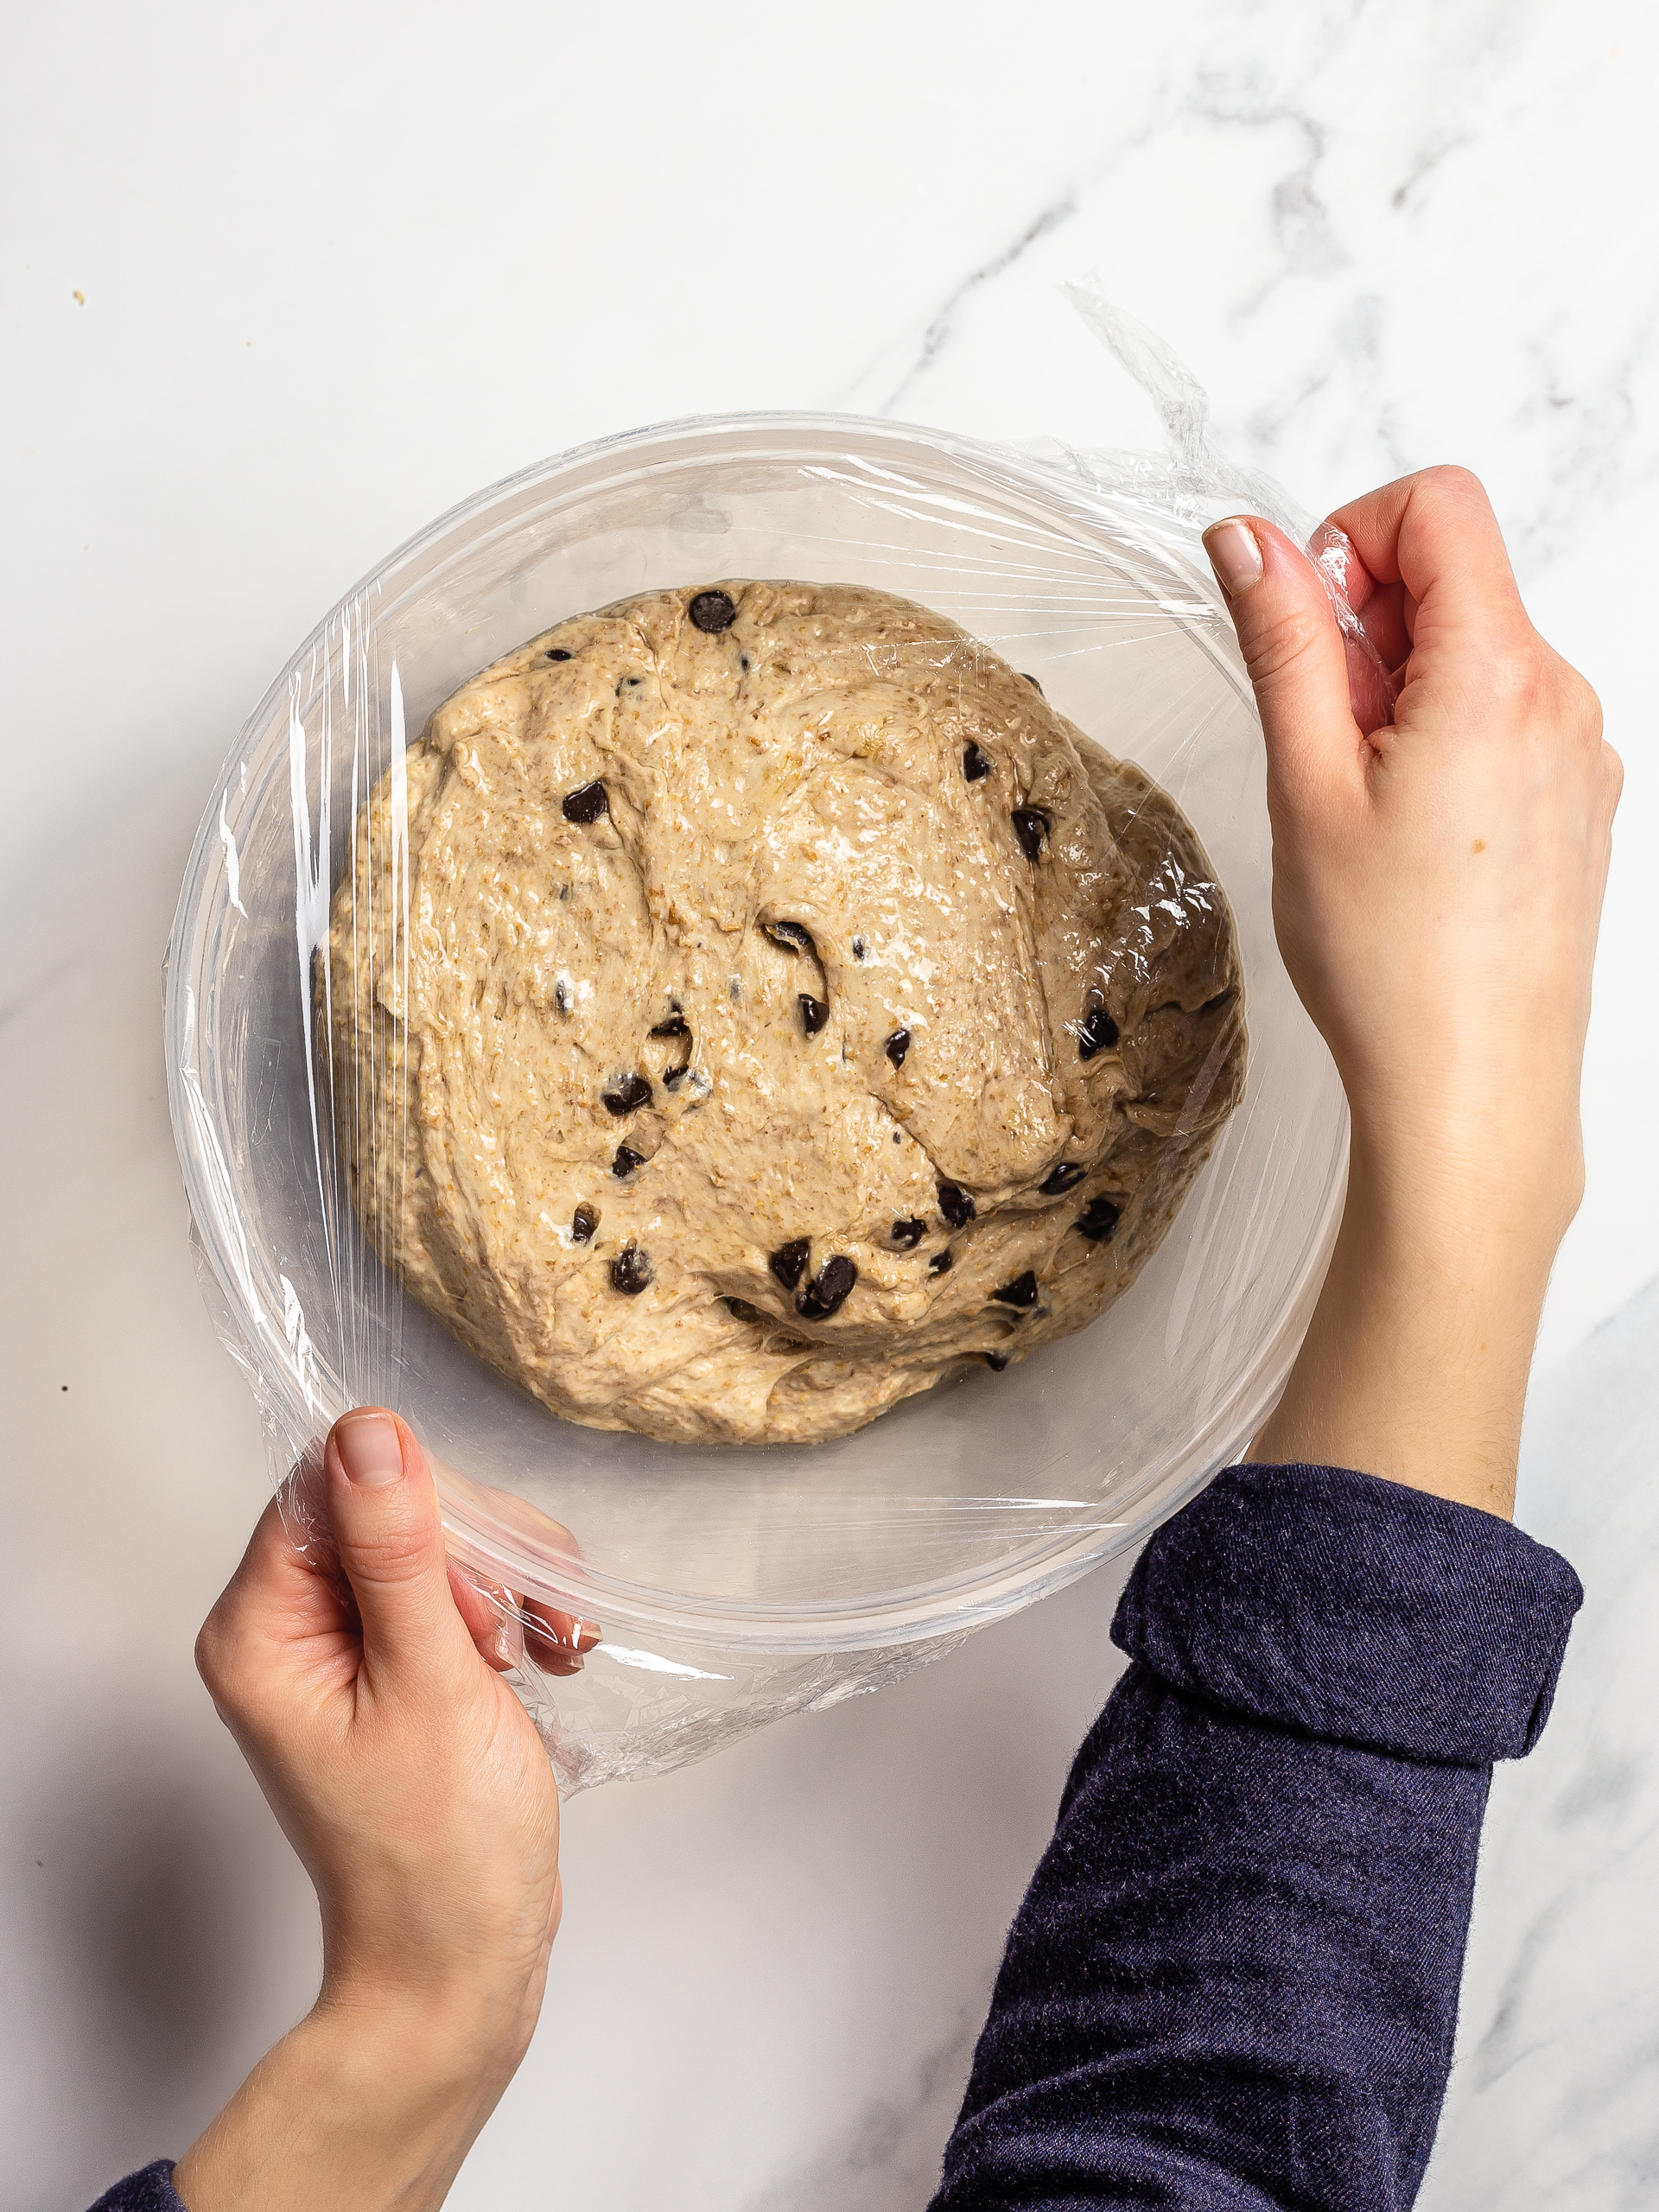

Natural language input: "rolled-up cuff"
[86,2161,182,2211]
[1111,1462,1582,1766]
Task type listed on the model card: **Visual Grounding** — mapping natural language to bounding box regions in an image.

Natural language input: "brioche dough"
[326,581,1244,1445]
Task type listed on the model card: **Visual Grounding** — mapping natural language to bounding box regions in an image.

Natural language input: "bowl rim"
[165,407,1348,1654]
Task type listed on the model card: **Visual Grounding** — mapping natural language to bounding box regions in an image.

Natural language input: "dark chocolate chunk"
[798,1254,857,1319]
[770,1237,810,1290]
[612,1144,645,1178]
[928,1249,954,1275]
[563,780,608,824]
[1012,808,1050,861]
[799,994,830,1035]
[984,1351,1009,1370]
[545,647,572,662]
[963,742,992,782]
[723,1295,766,1321]
[990,1270,1039,1309]
[601,1072,652,1116]
[1039,1162,1087,1195]
[1077,1004,1120,1059]
[1075,1196,1122,1243]
[1020,671,1044,695]
[663,1065,689,1090]
[571,1203,597,1243]
[937,1179,976,1229]
[689,588,737,632]
[851,936,866,961]
[763,918,814,955]
[891,1217,925,1249]
[650,1013,690,1039]
[885,1027,911,1069]
[611,1246,652,1294]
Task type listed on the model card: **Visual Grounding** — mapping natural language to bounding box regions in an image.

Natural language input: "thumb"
[1203,515,1361,785]
[325,1408,467,1676]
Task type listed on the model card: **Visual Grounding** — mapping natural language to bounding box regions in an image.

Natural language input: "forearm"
[940,1675,1488,2208]
[1253,1114,1564,1519]
[171,1998,506,2212]
[932,1465,1583,2212]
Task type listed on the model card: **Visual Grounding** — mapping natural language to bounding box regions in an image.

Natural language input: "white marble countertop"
[3,4,1655,2205]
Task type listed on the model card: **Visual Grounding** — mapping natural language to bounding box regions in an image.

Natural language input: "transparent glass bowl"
[168,413,1346,1675]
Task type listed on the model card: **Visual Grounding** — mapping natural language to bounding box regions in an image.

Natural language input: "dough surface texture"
[327,581,1244,1444]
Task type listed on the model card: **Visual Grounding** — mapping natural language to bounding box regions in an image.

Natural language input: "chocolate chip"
[601,1072,652,1116]
[650,1014,690,1039]
[763,919,814,954]
[984,1351,1009,1370]
[689,588,737,632]
[852,936,866,960]
[611,1246,652,1294]
[928,1249,954,1275]
[885,1028,911,1068]
[563,781,608,823]
[1078,1005,1119,1059]
[723,1295,765,1321]
[937,1180,976,1229]
[963,742,992,782]
[1039,1162,1087,1195]
[613,1144,645,1177]
[662,1065,689,1090]
[546,647,572,662]
[1020,672,1044,695]
[571,1203,597,1243]
[891,1217,925,1249]
[1012,809,1050,861]
[770,1238,810,1290]
[798,1255,857,1319]
[1075,1196,1122,1243]
[554,977,569,1015]
[799,994,830,1035]
[990,1270,1039,1308]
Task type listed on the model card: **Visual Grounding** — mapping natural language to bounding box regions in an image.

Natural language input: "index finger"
[1326,466,1529,645]
[196,1486,359,1700]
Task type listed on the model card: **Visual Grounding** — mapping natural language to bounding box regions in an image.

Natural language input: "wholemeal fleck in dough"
[326,581,1244,1445]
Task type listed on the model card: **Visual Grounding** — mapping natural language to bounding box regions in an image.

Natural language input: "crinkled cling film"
[168,323,1367,1790]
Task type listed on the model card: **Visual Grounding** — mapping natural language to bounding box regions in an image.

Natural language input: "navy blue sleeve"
[86,2163,182,2211]
[931,1463,1583,2212]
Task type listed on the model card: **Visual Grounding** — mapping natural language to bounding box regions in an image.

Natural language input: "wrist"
[173,1999,512,2212]
[1254,1117,1562,1519]
[1342,1053,1583,1246]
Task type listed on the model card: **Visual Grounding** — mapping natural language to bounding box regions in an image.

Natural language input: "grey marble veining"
[1421,1278,1659,2209]
[3,3,1654,2207]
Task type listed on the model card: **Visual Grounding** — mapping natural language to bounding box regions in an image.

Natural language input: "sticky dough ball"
[326,581,1244,1445]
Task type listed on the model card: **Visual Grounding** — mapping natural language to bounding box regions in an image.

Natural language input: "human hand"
[1205,470,1621,1514]
[173,1409,569,2212]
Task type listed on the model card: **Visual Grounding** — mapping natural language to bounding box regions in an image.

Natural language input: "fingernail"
[334,1410,404,1488]
[1204,518,1264,596]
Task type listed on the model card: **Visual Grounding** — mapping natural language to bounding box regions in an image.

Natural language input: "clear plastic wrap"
[167,344,1355,1791]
